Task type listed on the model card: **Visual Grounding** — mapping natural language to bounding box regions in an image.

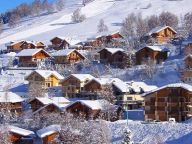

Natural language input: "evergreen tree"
[122,128,133,144]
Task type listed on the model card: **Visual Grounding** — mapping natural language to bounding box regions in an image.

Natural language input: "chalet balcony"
[155,102,167,107]
[145,101,155,106]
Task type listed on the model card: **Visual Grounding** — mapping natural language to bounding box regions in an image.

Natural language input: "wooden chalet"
[135,45,169,65]
[6,40,45,52]
[52,49,85,64]
[113,80,157,110]
[16,49,51,67]
[9,126,35,144]
[25,70,64,89]
[82,78,120,99]
[30,97,70,112]
[66,100,101,119]
[143,83,192,122]
[98,48,128,68]
[37,125,61,144]
[0,92,24,114]
[60,74,94,97]
[144,26,177,44]
[66,100,123,121]
[181,55,192,84]
[50,36,80,50]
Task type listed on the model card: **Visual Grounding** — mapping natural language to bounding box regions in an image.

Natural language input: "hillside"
[0,0,192,49]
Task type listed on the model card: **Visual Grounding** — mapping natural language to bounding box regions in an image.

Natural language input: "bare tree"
[159,11,178,29]
[16,3,31,17]
[143,58,157,79]
[183,12,192,37]
[55,0,65,11]
[31,0,41,16]
[0,19,3,34]
[147,15,160,30]
[121,13,136,39]
[28,83,46,101]
[42,0,53,13]
[97,19,108,33]
[8,12,21,28]
[71,8,86,23]
[136,14,149,38]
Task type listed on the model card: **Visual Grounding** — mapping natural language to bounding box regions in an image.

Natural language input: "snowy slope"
[0,0,192,49]
[109,120,192,144]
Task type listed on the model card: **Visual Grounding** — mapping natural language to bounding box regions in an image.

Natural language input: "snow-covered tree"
[143,58,157,79]
[28,83,46,101]
[55,0,65,11]
[122,128,133,144]
[136,14,149,38]
[97,19,108,33]
[147,15,160,30]
[71,8,86,23]
[184,12,192,37]
[159,11,178,29]
[0,124,12,144]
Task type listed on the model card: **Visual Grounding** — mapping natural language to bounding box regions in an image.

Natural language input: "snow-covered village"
[0,0,192,143]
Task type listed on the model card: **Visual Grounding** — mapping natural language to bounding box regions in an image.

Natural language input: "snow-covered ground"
[109,120,192,144]
[0,0,192,49]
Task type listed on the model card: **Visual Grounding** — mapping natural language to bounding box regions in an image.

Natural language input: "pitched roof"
[113,80,157,93]
[35,96,70,106]
[9,126,35,136]
[51,36,80,45]
[87,77,121,86]
[16,49,51,57]
[143,83,192,97]
[32,70,64,80]
[37,125,61,138]
[0,92,24,103]
[147,26,177,36]
[66,100,102,110]
[64,74,94,82]
[137,45,169,52]
[99,48,125,54]
[52,49,85,58]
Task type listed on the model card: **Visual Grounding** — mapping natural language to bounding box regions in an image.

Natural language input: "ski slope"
[0,0,192,49]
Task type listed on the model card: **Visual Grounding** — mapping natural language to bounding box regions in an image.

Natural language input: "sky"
[0,0,54,13]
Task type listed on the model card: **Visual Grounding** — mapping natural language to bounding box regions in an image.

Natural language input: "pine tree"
[122,128,133,144]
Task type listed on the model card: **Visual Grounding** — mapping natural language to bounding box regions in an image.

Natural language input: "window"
[46,83,51,87]
[127,97,132,101]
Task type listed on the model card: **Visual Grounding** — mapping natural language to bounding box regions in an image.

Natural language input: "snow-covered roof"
[9,126,35,136]
[35,96,70,106]
[88,77,121,86]
[16,49,51,57]
[51,36,81,45]
[37,125,61,138]
[143,83,192,96]
[113,80,158,93]
[0,92,24,103]
[137,45,169,52]
[99,48,125,54]
[66,100,102,110]
[30,70,64,80]
[65,74,94,82]
[147,26,177,36]
[52,49,82,57]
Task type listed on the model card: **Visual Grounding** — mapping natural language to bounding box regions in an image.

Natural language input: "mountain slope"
[0,0,191,49]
